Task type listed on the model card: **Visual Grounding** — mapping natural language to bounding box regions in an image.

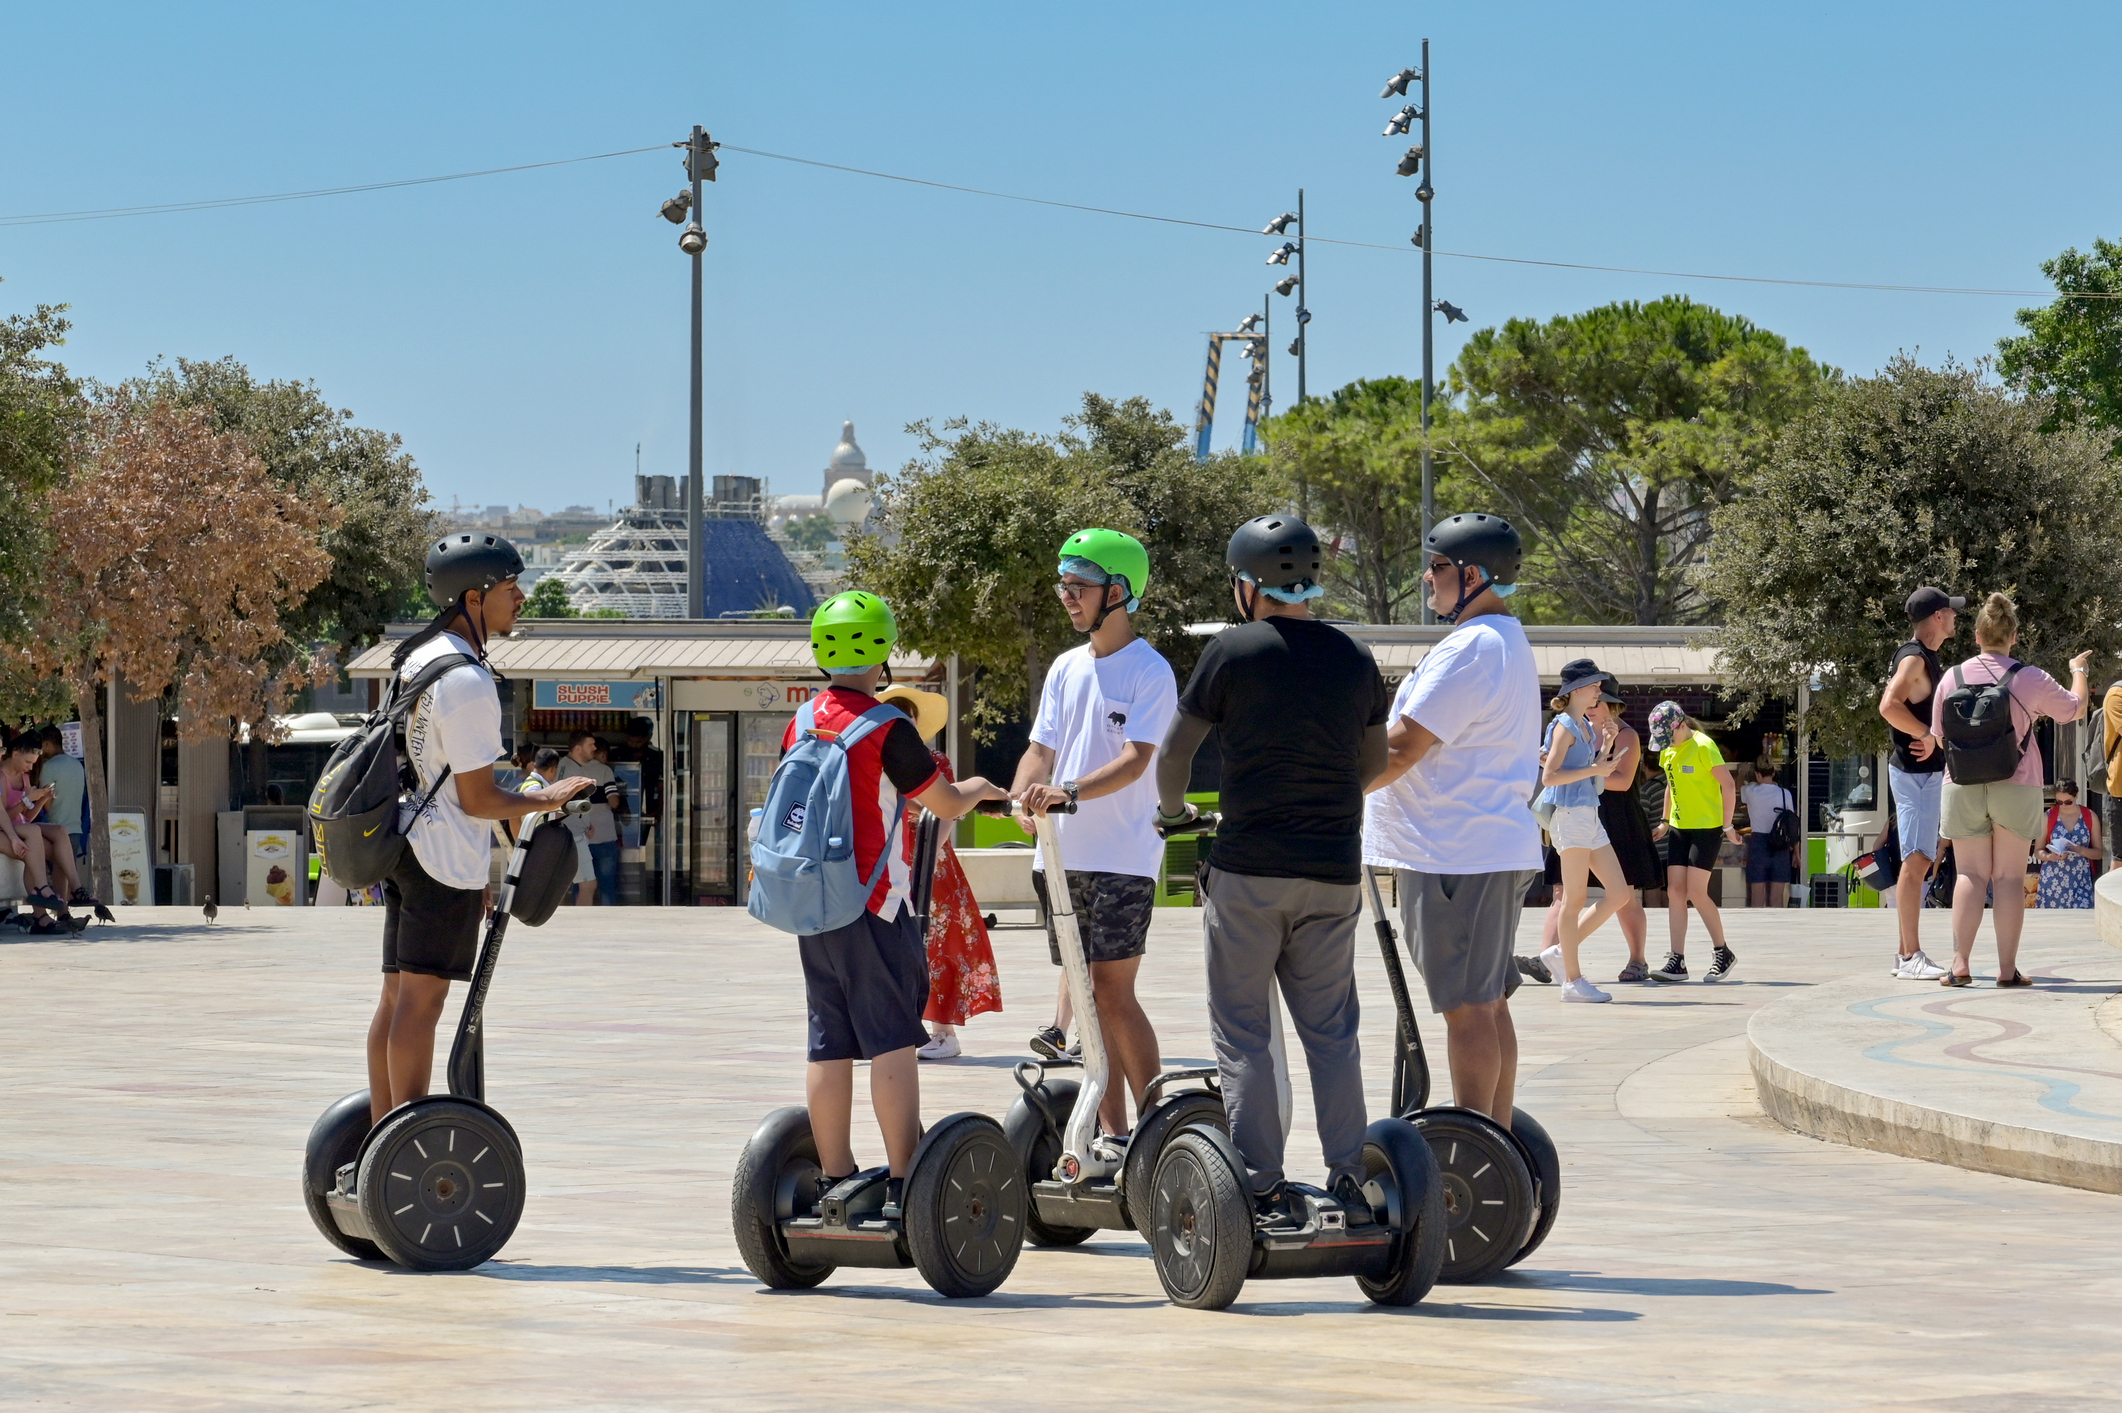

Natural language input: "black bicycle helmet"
[1225,515,1324,591]
[426,532,525,606]
[1425,513,1523,621]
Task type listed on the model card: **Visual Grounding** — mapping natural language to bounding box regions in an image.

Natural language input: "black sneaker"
[1067,1034,1082,1059]
[1252,1183,1295,1230]
[883,1176,905,1218]
[1029,1025,1067,1060]
[1515,953,1553,985]
[1704,946,1738,983]
[1649,952,1689,983]
[1331,1174,1377,1225]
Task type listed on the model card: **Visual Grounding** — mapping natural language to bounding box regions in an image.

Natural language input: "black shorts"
[1034,868,1156,965]
[799,907,931,1062]
[381,849,486,981]
[1744,833,1794,884]
[1664,826,1724,873]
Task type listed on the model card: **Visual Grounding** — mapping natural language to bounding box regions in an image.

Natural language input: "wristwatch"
[1061,780,1081,805]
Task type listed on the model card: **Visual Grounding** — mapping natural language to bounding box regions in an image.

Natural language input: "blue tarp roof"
[699,518,817,618]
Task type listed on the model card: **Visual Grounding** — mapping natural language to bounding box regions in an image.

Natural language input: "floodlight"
[1436,299,1467,324]
[1383,105,1419,137]
[660,191,693,224]
[1395,146,1425,177]
[1274,274,1299,297]
[1266,241,1298,266]
[679,223,708,256]
[1380,67,1420,98]
[1236,313,1262,334]
[1262,212,1298,236]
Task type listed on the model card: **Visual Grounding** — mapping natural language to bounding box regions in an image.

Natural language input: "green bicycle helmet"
[811,590,899,671]
[1058,528,1150,619]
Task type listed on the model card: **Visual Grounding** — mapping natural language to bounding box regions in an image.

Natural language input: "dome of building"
[825,478,872,529]
[825,420,869,496]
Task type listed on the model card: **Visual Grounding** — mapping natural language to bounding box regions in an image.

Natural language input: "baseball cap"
[1906,587,1966,621]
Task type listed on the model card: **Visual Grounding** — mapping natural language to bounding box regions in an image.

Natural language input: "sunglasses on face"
[1054,580,1109,601]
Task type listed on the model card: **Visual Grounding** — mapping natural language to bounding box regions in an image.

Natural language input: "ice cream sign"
[533,680,659,711]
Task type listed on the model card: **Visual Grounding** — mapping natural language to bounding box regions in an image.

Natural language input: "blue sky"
[8,2,2118,514]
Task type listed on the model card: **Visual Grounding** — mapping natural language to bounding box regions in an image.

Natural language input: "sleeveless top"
[1537,713,1601,810]
[1889,640,1945,774]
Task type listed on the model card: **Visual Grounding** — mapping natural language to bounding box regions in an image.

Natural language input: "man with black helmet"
[1363,513,1541,1126]
[1156,515,1390,1223]
[365,534,595,1127]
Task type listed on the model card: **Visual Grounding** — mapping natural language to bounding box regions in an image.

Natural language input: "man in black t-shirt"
[1876,586,1962,980]
[1156,516,1389,1222]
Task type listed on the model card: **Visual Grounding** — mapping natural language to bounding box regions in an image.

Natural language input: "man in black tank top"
[1876,587,1963,979]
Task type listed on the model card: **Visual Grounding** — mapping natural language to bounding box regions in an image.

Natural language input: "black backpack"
[307,653,480,888]
[1938,661,2028,786]
[1764,787,1800,851]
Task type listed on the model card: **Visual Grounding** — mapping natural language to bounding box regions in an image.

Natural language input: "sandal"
[28,915,59,936]
[1997,971,2033,988]
[28,885,71,918]
[1940,971,1973,988]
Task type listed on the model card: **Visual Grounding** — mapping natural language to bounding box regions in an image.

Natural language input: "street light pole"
[1295,188,1307,406]
[685,123,706,620]
[1416,41,1436,624]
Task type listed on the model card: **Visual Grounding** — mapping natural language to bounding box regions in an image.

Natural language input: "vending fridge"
[687,709,795,907]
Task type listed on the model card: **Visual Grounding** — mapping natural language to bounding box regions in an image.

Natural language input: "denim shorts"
[1889,765,1944,861]
[1745,833,1794,884]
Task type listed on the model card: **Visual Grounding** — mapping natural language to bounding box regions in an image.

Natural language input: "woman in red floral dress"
[881,688,1002,1060]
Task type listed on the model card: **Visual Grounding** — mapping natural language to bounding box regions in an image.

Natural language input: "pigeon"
[203,897,217,925]
[94,902,115,925]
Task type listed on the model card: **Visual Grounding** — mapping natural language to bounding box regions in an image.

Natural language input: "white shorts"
[1548,803,1610,852]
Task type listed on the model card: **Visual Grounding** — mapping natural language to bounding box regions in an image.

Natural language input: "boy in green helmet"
[1011,530,1178,1137]
[789,591,1008,1200]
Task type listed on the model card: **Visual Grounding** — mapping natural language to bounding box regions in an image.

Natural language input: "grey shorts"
[1397,868,1536,1014]
[1034,868,1156,965]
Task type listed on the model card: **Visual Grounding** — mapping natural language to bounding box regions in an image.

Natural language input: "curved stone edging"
[2097,868,2122,954]
[1748,994,2122,1196]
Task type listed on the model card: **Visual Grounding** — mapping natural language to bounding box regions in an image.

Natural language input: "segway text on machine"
[302,799,591,1271]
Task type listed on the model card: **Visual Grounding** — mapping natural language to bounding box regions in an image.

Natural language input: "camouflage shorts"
[1033,869,1156,965]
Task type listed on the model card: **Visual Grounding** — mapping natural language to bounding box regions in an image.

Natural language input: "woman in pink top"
[1930,593,2091,988]
[0,735,74,931]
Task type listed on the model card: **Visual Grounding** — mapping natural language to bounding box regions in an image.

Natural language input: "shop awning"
[1337,624,1724,684]
[345,620,936,680]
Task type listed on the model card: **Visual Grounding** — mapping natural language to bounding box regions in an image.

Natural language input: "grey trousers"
[1202,867,1367,1194]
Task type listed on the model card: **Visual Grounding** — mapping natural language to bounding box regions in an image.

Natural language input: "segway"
[302,798,591,1272]
[730,811,1026,1299]
[999,801,1232,1247]
[1362,865,1562,1282]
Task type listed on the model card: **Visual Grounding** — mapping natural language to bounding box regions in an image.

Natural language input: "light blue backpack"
[747,699,908,935]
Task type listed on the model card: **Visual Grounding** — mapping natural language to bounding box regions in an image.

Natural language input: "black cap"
[1906,586,1966,621]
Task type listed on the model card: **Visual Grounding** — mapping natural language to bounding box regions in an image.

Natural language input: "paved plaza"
[6,902,2122,1410]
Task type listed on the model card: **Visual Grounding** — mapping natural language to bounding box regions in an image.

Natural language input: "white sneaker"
[1893,949,1949,981]
[1538,943,1564,984]
[916,1031,961,1060]
[1560,976,1612,1003]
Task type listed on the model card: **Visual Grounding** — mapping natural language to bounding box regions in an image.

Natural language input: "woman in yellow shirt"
[1646,702,1742,983]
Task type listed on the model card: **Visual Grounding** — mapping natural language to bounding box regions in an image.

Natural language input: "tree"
[1258,377,1465,623]
[847,393,1270,738]
[783,514,836,552]
[1705,357,2122,755]
[126,357,435,653]
[1996,237,2122,455]
[523,575,579,618]
[16,395,336,897]
[0,286,83,721]
[1439,296,1828,624]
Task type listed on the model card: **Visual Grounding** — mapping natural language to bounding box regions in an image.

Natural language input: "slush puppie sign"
[533,681,660,711]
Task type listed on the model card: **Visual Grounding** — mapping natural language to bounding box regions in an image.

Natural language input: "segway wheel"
[302,1088,382,1260]
[357,1099,525,1272]
[903,1112,1025,1298]
[731,1107,834,1290]
[1354,1118,1446,1307]
[1414,1107,1536,1285]
[1507,1108,1562,1268]
[1002,1077,1096,1247]
[1147,1126,1251,1311]
[1123,1088,1226,1241]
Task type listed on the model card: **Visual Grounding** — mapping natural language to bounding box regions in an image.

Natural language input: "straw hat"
[878,685,949,742]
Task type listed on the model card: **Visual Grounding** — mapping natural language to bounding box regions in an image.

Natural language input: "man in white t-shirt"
[1012,529,1178,1136]
[368,534,594,1128]
[1364,514,1541,1126]
[557,730,624,905]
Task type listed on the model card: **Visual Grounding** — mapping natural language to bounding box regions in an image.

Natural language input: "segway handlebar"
[1154,809,1221,839]
[974,797,1078,815]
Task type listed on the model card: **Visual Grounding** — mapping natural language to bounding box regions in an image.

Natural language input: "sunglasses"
[1054,580,1110,601]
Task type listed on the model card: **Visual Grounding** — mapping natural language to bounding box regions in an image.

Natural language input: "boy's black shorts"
[381,849,485,982]
[799,907,931,1062]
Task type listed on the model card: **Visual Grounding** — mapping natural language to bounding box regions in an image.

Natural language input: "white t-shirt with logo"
[1363,614,1543,876]
[396,633,506,891]
[1029,637,1179,879]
